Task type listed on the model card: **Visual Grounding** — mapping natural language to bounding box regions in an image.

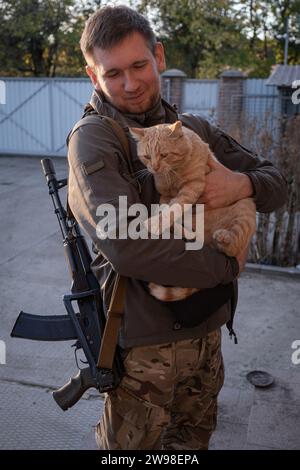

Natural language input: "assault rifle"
[11,158,125,411]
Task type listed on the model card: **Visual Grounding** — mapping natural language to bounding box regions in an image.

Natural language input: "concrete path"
[0,156,299,450]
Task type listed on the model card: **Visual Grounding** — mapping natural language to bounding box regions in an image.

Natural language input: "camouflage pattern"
[95,328,224,450]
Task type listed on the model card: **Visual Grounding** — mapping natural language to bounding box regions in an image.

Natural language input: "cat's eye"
[143,155,151,160]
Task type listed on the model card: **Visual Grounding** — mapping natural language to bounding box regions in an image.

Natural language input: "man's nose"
[123,71,139,92]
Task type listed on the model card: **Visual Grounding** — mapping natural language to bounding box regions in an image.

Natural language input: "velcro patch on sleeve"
[81,159,105,176]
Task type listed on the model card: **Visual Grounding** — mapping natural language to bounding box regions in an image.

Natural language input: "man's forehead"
[93,33,153,70]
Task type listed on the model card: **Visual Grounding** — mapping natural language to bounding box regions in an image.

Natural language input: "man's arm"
[183,115,288,213]
[68,119,239,289]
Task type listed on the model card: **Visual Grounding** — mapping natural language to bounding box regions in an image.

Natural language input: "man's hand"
[198,155,254,209]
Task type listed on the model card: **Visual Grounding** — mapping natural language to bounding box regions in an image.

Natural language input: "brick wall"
[161,69,187,112]
[218,70,246,132]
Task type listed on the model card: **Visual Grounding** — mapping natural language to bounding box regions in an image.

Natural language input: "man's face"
[86,32,166,114]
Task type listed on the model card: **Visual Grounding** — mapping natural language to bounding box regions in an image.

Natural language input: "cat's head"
[129,121,192,175]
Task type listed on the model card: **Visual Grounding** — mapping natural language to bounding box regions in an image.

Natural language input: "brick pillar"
[161,69,187,113]
[218,70,246,133]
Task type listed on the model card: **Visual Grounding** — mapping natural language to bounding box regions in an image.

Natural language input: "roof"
[220,69,246,78]
[161,69,187,78]
[266,64,300,87]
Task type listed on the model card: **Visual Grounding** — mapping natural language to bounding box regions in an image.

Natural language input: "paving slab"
[0,381,101,450]
[246,401,300,450]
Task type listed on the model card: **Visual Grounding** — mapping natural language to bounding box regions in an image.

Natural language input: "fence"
[0,77,92,157]
[181,79,219,121]
[0,76,286,158]
[1,75,298,266]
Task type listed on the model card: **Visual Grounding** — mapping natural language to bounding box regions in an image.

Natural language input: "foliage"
[136,0,300,78]
[1,0,300,78]
[0,0,102,77]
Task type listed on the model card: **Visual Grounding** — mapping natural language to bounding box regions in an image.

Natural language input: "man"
[68,5,287,450]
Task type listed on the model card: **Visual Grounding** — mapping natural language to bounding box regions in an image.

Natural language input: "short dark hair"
[80,5,157,64]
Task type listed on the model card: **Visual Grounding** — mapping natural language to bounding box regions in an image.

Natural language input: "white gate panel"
[182,79,219,122]
[0,78,93,157]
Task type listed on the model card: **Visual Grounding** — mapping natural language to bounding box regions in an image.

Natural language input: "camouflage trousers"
[95,328,224,450]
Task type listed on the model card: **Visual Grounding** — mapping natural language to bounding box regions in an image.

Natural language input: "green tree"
[231,0,276,76]
[0,0,102,77]
[265,0,300,64]
[236,0,300,73]
[136,0,300,78]
[136,0,245,78]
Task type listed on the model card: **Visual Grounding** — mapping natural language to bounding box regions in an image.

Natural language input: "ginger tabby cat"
[130,121,256,301]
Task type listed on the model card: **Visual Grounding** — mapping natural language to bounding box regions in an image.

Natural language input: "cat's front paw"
[144,214,162,235]
[144,210,172,236]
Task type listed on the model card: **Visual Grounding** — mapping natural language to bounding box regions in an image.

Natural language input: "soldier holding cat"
[68,4,287,450]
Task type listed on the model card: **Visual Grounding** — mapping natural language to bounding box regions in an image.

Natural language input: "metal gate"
[0,78,92,157]
[181,79,219,122]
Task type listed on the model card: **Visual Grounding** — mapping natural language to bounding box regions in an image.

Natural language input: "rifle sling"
[101,116,141,194]
[67,196,127,371]
[94,117,130,370]
[97,274,127,370]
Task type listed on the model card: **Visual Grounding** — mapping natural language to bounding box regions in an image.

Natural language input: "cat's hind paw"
[213,229,232,253]
[213,229,231,244]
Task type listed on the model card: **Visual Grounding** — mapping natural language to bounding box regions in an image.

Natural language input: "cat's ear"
[169,120,183,138]
[129,127,145,141]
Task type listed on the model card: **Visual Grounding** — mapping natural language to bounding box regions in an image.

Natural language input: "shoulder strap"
[67,109,133,370]
[97,273,127,369]
[101,116,141,193]
[67,194,127,371]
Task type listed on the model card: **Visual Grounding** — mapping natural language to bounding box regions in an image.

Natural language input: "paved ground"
[0,155,300,450]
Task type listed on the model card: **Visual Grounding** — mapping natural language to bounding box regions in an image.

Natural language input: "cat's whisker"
[133,168,149,177]
[140,172,153,184]
[143,172,153,183]
[126,167,153,187]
